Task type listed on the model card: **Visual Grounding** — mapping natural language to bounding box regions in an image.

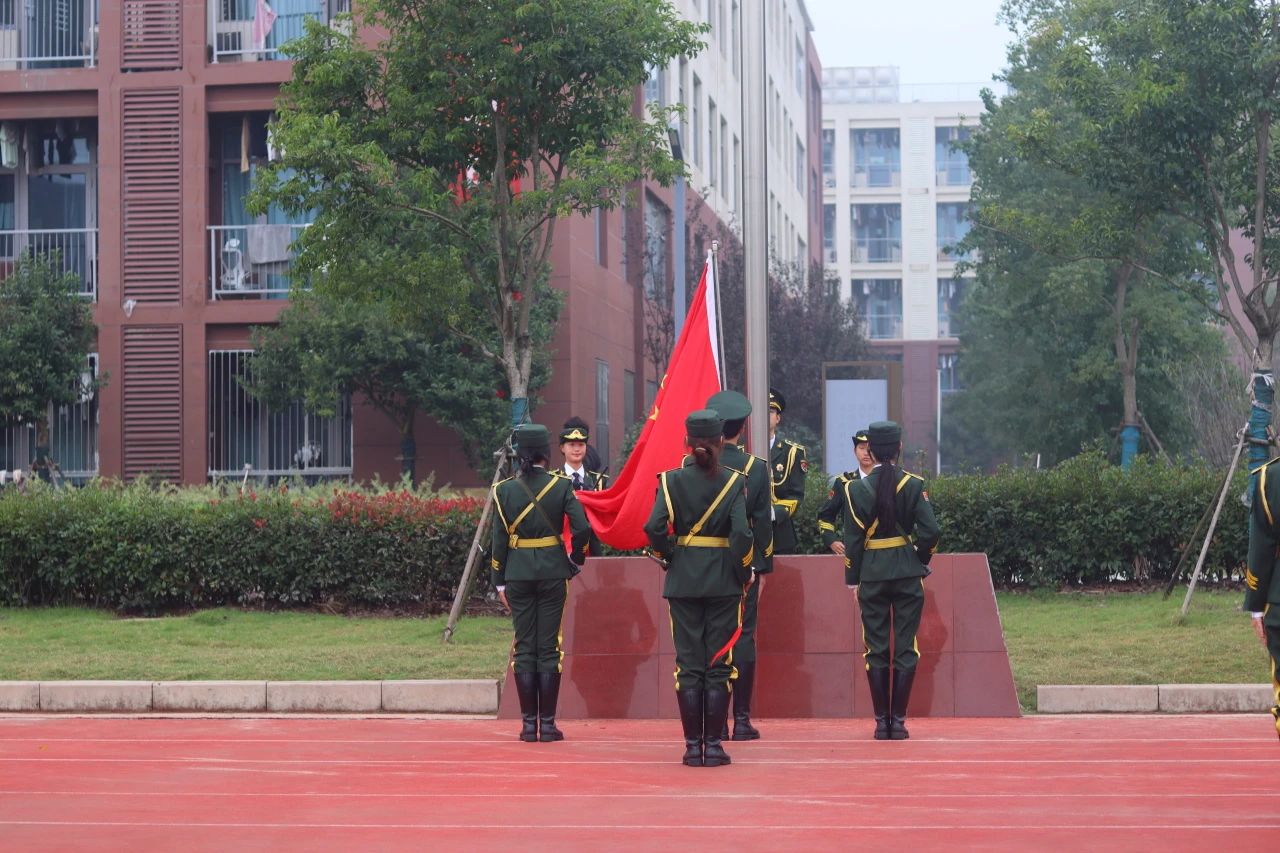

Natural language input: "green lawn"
[0,590,1266,713]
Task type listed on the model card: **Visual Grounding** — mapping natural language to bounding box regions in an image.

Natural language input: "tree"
[253,0,704,428]
[995,0,1280,476]
[245,293,518,482]
[964,0,1221,467]
[0,256,99,480]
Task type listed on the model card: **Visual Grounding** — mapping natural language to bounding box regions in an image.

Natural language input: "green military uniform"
[707,390,775,741]
[840,421,941,740]
[768,389,808,554]
[1245,458,1280,741]
[559,423,609,556]
[492,424,591,743]
[645,409,753,767]
[818,429,871,552]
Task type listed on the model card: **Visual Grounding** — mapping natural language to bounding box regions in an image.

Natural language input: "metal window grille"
[207,350,353,483]
[0,0,96,69]
[211,0,337,63]
[594,359,610,465]
[0,353,98,484]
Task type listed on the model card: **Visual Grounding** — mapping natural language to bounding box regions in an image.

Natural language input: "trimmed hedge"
[0,483,482,612]
[794,451,1247,588]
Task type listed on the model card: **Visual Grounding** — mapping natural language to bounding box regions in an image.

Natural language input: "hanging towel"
[252,0,278,52]
[247,224,293,264]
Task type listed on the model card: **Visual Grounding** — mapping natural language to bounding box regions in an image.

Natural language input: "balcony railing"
[937,160,972,186]
[0,229,97,300]
[851,163,900,189]
[0,0,97,70]
[209,223,308,299]
[852,238,902,264]
[0,355,100,486]
[210,0,349,63]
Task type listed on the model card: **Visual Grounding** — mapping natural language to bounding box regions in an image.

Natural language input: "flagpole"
[742,0,770,453]
[711,242,726,388]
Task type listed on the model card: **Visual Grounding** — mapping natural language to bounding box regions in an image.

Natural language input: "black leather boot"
[703,686,732,766]
[890,667,916,741]
[537,672,564,742]
[731,661,760,741]
[514,672,539,742]
[677,687,704,766]
[867,667,891,741]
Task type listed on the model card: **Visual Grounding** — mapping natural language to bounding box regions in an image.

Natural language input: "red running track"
[0,714,1276,852]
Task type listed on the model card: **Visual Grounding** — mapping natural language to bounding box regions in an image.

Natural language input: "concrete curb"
[1038,684,1275,713]
[0,680,500,715]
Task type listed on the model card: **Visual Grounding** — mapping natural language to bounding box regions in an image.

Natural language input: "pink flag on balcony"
[251,0,278,52]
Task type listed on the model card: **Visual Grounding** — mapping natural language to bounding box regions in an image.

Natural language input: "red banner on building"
[576,256,722,549]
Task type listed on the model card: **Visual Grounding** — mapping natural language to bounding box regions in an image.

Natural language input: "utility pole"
[742,0,769,452]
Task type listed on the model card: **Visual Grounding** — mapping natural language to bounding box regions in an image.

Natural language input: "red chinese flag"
[576,256,722,549]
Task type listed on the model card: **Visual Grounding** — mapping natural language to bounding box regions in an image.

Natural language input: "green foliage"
[253,0,704,411]
[0,256,99,437]
[0,481,483,614]
[927,451,1246,587]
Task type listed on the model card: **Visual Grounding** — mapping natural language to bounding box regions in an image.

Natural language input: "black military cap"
[768,388,785,413]
[559,424,589,443]
[706,390,752,421]
[513,423,551,454]
[853,428,870,445]
[867,420,902,445]
[685,409,724,438]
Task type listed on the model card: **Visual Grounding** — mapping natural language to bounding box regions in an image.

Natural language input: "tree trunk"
[33,417,52,483]
[1112,264,1141,470]
[399,411,417,487]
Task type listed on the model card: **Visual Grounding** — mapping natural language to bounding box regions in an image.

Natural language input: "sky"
[803,0,1012,86]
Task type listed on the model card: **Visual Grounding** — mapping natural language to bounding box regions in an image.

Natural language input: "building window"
[594,207,607,267]
[731,1,740,76]
[678,57,688,150]
[623,369,636,427]
[207,350,353,483]
[213,0,344,63]
[642,192,670,300]
[794,39,804,95]
[692,75,702,167]
[0,118,98,300]
[720,116,728,195]
[823,204,836,264]
[210,113,311,300]
[644,62,666,107]
[939,353,962,393]
[733,135,741,215]
[595,359,610,465]
[795,136,805,193]
[0,0,96,68]
[852,279,903,340]
[851,128,901,188]
[708,99,718,188]
[938,277,968,338]
[851,203,902,263]
[936,126,972,186]
[0,353,99,484]
[821,128,835,187]
[937,202,973,261]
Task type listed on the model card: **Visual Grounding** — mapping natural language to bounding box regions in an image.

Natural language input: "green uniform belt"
[676,535,730,547]
[865,535,913,550]
[509,535,561,549]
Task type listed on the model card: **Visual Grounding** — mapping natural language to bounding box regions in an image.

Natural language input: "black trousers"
[857,576,925,671]
[669,595,742,691]
[506,578,569,674]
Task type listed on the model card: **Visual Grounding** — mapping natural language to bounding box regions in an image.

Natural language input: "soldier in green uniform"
[841,421,941,740]
[817,428,873,555]
[1245,458,1280,742]
[706,390,773,740]
[491,424,592,743]
[645,410,754,767]
[768,389,808,554]
[559,417,609,556]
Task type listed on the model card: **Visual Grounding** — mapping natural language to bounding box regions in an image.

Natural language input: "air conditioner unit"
[215,20,257,62]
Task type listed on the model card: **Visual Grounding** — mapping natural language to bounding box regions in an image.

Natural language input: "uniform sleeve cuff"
[496,585,506,593]
[1252,612,1265,619]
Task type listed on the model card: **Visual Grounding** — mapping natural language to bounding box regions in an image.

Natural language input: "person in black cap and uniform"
[818,428,874,555]
[768,388,808,554]
[645,409,754,767]
[559,417,609,555]
[491,423,592,743]
[840,420,940,741]
[706,389,773,740]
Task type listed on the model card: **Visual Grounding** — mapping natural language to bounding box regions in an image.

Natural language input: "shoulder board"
[783,439,805,450]
[587,469,604,477]
[900,470,925,482]
[1250,457,1280,475]
[550,471,570,480]
[494,476,514,488]
[723,464,747,476]
[833,473,850,484]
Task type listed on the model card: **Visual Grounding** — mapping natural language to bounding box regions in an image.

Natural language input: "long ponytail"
[870,441,900,533]
[517,449,546,478]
